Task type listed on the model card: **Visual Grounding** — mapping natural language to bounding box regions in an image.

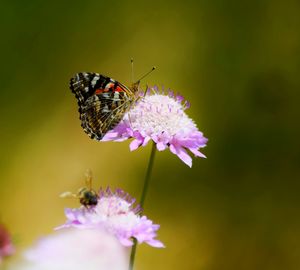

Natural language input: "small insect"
[60,170,98,208]
[70,61,155,141]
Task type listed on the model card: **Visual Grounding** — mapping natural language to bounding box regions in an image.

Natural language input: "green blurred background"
[1,0,300,269]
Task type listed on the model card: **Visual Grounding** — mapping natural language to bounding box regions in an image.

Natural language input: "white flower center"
[127,94,196,136]
[96,196,131,217]
[94,196,139,232]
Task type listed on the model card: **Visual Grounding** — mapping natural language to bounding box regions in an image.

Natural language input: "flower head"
[12,229,126,270]
[102,86,208,167]
[57,188,164,248]
[0,224,15,264]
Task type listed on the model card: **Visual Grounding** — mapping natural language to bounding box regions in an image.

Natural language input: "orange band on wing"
[95,89,104,94]
[95,86,124,94]
[116,86,124,92]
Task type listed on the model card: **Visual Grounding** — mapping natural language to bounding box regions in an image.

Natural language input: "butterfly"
[70,72,140,141]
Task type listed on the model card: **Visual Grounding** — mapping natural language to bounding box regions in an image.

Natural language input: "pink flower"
[13,229,127,270]
[57,188,164,248]
[0,224,15,264]
[102,86,208,167]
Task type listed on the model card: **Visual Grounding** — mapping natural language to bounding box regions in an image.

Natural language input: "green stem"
[128,238,138,270]
[129,142,157,270]
[139,142,156,210]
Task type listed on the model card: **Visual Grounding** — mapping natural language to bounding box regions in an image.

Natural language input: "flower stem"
[139,142,156,210]
[129,238,138,270]
[129,142,157,270]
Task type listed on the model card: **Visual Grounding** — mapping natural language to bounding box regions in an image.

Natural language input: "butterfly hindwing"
[70,72,136,140]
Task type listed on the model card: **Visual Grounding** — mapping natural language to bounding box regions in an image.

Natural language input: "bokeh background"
[1,0,300,269]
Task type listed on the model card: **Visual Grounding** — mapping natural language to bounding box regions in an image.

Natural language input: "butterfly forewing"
[70,72,137,141]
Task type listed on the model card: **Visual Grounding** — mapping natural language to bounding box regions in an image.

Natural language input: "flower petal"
[142,136,151,147]
[130,139,142,151]
[170,145,192,167]
[147,239,165,248]
[57,188,163,249]
[97,87,207,166]
[190,148,207,158]
[119,237,134,247]
[156,142,167,151]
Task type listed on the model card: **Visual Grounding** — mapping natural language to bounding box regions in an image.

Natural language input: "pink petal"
[170,145,192,167]
[54,224,67,230]
[142,136,151,147]
[169,144,178,155]
[119,237,133,247]
[101,132,119,141]
[156,142,167,151]
[147,240,165,248]
[2,244,15,256]
[189,148,207,158]
[130,139,142,151]
[65,209,76,220]
[113,137,130,142]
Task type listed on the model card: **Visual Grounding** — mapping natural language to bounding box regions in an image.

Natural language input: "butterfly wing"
[70,72,135,141]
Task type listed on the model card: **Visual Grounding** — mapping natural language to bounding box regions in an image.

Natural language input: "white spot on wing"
[102,105,110,113]
[91,76,99,87]
[113,92,120,100]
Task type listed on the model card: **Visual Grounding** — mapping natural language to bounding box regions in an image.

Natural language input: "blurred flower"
[57,188,164,248]
[10,229,127,270]
[0,223,15,264]
[102,86,208,167]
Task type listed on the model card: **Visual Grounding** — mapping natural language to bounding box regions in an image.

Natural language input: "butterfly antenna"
[131,58,134,83]
[136,66,156,84]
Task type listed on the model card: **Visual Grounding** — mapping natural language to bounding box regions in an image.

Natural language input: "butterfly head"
[130,81,140,93]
